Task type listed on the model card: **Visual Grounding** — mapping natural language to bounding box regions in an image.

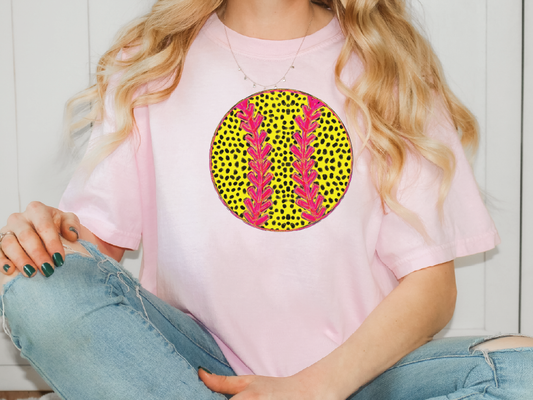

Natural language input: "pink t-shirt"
[60,14,500,377]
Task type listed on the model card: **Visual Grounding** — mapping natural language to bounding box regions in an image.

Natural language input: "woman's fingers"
[0,233,38,277]
[198,369,251,395]
[4,203,58,277]
[59,212,81,243]
[1,202,79,278]
[28,206,67,269]
[0,245,16,275]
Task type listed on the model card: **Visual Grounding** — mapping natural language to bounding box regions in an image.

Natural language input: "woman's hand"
[200,262,456,400]
[199,368,337,400]
[0,201,81,278]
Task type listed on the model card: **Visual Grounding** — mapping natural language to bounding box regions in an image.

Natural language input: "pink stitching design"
[290,96,326,223]
[235,99,273,227]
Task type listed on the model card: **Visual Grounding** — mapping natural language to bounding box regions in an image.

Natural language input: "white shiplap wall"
[0,0,19,228]
[0,0,528,390]
[484,0,524,334]
[412,0,524,337]
[0,0,153,390]
[412,0,490,335]
[522,0,533,336]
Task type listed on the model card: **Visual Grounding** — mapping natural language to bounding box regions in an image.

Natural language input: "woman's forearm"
[297,261,457,399]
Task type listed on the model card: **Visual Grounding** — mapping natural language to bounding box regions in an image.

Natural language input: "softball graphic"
[210,89,353,232]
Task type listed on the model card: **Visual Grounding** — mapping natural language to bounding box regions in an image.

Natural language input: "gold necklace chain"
[223,10,315,90]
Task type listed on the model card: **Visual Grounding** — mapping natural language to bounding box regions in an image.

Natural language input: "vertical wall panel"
[0,0,24,372]
[12,0,91,210]
[522,0,533,335]
[485,0,523,333]
[0,0,90,390]
[415,0,498,336]
[89,0,155,74]
[88,0,155,278]
[0,0,20,224]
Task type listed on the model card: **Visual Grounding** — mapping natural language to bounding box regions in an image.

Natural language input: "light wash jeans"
[1,241,532,400]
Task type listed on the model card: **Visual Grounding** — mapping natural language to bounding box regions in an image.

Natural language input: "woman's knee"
[1,244,103,341]
[472,336,533,351]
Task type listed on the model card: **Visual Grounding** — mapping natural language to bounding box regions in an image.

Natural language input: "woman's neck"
[219,0,333,40]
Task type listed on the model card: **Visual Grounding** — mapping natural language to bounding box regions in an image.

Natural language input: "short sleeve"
[59,93,143,250]
[375,102,500,279]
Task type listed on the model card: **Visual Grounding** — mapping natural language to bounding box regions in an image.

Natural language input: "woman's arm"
[300,260,457,398]
[200,261,457,399]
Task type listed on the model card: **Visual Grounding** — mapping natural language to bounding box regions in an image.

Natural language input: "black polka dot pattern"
[210,89,353,231]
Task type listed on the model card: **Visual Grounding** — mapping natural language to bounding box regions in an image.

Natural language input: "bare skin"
[220,0,334,40]
[472,336,533,351]
[0,236,91,289]
[0,201,125,280]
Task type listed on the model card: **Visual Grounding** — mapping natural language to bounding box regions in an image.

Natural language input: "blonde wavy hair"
[67,0,479,233]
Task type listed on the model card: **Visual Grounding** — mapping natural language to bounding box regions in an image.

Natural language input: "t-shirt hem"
[63,212,141,251]
[389,230,501,279]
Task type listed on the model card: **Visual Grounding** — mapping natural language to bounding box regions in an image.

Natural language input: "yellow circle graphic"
[210,89,353,231]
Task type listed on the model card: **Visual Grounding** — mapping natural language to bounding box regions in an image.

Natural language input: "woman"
[0,0,532,399]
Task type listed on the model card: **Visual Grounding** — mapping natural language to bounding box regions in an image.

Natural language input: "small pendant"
[253,83,256,88]
[244,76,247,80]
[274,85,278,89]
[282,78,286,82]
[290,65,295,69]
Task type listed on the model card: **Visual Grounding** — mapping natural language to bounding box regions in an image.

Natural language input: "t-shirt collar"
[203,12,343,59]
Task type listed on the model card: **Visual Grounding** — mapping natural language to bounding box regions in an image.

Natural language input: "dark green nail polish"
[23,265,36,277]
[69,226,79,240]
[199,366,212,374]
[41,263,54,278]
[3,264,10,273]
[53,253,64,267]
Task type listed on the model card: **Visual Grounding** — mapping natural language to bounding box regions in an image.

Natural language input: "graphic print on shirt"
[210,89,353,231]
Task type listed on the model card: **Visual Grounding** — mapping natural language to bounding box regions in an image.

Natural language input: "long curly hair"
[66,0,479,233]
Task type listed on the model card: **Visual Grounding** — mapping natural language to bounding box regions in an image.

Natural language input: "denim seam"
[73,241,232,371]
[390,353,500,392]
[103,267,152,325]
[117,303,200,375]
[1,293,21,351]
[452,385,489,400]
[101,267,196,369]
[141,292,232,369]
[24,355,66,400]
[103,265,231,368]
[389,354,487,371]
[472,349,499,387]
[97,257,139,293]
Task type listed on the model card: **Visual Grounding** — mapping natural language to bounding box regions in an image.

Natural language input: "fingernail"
[3,264,10,273]
[23,264,36,277]
[199,366,212,374]
[69,226,79,240]
[52,253,64,267]
[41,263,54,278]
